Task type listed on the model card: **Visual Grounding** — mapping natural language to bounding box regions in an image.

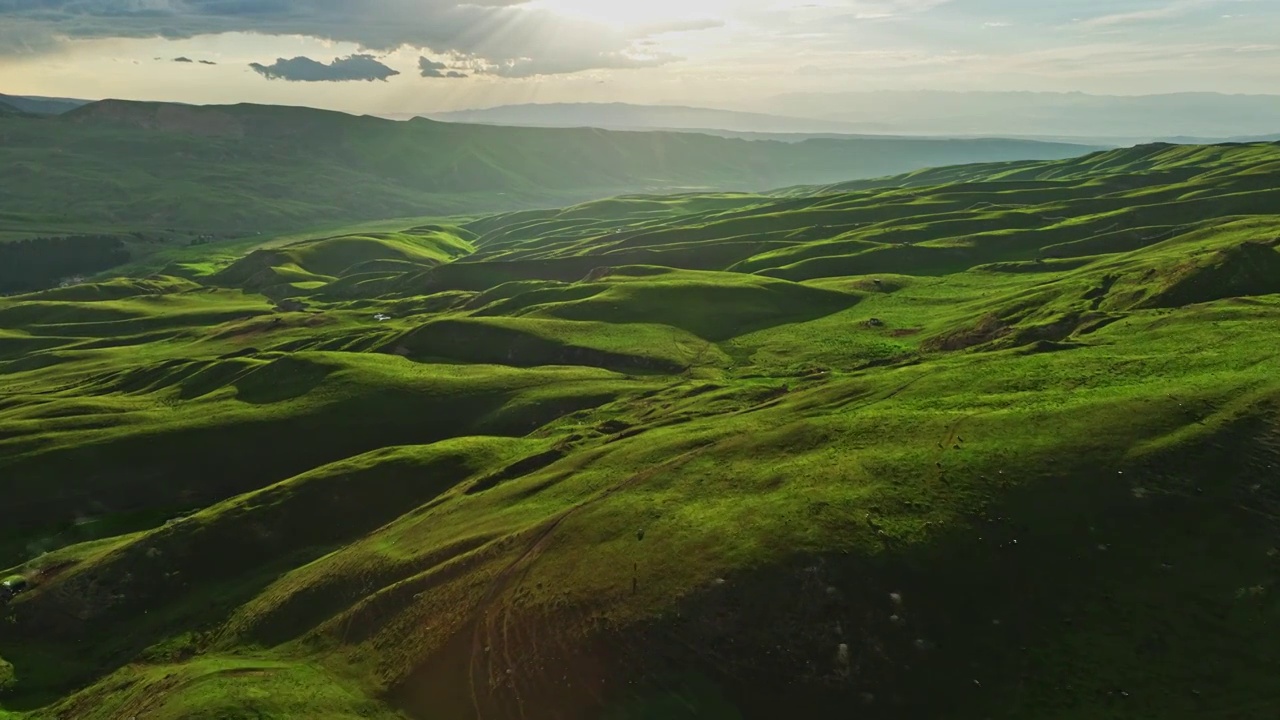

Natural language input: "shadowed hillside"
[0,100,1097,234]
[0,94,88,116]
[2,142,1280,720]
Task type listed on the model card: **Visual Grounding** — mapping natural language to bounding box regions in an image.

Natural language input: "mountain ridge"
[2,99,1102,233]
[423,101,893,135]
[421,97,1280,144]
[765,90,1280,138]
[9,90,1280,140]
[0,93,91,115]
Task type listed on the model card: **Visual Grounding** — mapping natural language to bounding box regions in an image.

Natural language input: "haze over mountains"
[0,94,89,116]
[0,98,1099,233]
[430,93,1280,144]
[10,91,1279,145]
[763,91,1280,141]
[423,103,894,136]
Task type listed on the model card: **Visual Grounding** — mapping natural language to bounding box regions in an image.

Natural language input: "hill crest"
[4,101,1102,231]
[424,101,891,135]
[61,99,409,139]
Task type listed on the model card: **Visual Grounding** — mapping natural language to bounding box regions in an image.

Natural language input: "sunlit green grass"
[2,141,1280,719]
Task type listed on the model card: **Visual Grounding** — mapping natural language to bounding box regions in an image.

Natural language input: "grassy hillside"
[2,142,1280,719]
[0,100,1096,236]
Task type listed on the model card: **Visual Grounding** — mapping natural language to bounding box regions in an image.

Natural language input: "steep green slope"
[207,226,477,296]
[2,142,1280,720]
[0,100,1096,234]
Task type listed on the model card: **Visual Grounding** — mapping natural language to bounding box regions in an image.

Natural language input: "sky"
[0,0,1277,116]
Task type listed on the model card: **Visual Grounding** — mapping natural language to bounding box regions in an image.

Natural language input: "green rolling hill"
[2,142,1280,719]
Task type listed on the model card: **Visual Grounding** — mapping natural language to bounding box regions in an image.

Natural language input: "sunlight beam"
[529,0,732,28]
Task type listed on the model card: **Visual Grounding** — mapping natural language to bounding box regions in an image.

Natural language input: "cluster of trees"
[0,235,130,294]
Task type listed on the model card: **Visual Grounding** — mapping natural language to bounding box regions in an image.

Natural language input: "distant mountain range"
[759,91,1280,141]
[692,129,1280,147]
[425,96,1280,144]
[422,103,892,135]
[0,99,1099,232]
[10,91,1278,143]
[1163,133,1280,144]
[0,93,91,115]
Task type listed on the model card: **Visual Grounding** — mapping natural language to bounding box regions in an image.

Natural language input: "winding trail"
[932,412,984,480]
[464,441,717,720]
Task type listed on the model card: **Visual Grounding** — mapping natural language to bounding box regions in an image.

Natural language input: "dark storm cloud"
[418,56,467,78]
[250,54,400,82]
[0,0,688,76]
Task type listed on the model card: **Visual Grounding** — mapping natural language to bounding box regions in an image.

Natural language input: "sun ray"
[529,0,731,28]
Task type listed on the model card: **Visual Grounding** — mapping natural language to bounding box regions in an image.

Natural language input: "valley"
[1,140,1279,719]
[0,100,1096,237]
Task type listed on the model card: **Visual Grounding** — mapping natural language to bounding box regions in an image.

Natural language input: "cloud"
[199,59,216,65]
[479,52,675,78]
[250,54,400,82]
[173,55,193,62]
[1078,0,1210,28]
[0,0,681,76]
[632,18,726,36]
[419,56,468,79]
[814,0,956,23]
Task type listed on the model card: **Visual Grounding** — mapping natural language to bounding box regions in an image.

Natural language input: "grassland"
[2,141,1280,719]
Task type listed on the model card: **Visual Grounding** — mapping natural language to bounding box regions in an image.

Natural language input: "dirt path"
[465,441,717,720]
[933,413,979,479]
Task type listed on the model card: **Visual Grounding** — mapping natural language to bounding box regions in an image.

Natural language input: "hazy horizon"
[10,90,1276,142]
[1,1,1278,119]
